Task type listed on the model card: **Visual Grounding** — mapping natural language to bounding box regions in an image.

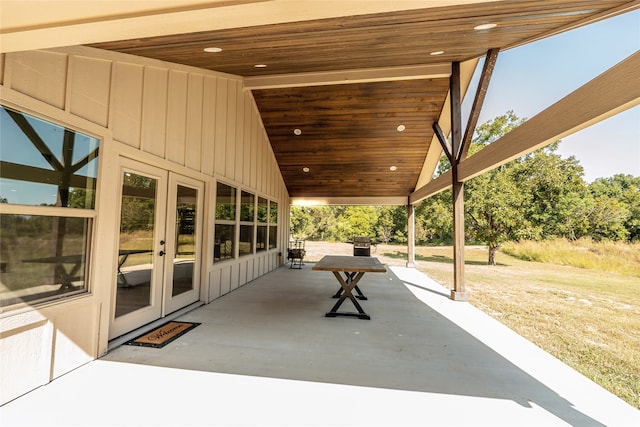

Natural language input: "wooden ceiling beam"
[0,0,502,53]
[244,64,451,90]
[410,170,453,203]
[410,50,640,204]
[460,48,499,159]
[433,122,453,164]
[414,58,479,190]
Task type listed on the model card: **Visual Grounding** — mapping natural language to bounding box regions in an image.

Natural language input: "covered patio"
[2,264,638,426]
[2,0,640,419]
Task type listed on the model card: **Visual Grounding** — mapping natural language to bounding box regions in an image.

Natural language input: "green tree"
[454,112,530,264]
[511,150,589,240]
[340,206,378,239]
[590,174,640,241]
[465,166,533,265]
[585,196,629,241]
[391,205,409,243]
[67,188,95,209]
[472,110,526,149]
[376,207,395,244]
[313,206,339,241]
[415,190,452,245]
[289,206,316,240]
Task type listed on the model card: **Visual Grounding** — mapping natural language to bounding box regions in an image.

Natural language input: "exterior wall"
[0,47,290,404]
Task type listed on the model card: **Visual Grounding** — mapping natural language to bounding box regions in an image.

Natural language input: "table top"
[312,255,387,273]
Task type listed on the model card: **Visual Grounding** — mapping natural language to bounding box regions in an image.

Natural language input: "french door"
[109,159,204,340]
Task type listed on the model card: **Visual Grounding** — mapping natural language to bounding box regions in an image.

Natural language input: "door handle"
[159,250,166,257]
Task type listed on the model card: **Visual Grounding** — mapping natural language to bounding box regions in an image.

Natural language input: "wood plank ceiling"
[89,0,636,201]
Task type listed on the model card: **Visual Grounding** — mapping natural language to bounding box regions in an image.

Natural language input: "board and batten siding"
[0,46,289,405]
[1,47,284,195]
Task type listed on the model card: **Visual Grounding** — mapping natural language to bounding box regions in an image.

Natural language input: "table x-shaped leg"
[326,271,370,320]
[332,272,368,300]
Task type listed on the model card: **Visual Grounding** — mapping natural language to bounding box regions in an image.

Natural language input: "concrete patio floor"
[1,263,639,427]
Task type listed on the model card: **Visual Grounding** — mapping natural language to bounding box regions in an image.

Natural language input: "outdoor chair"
[287,240,306,269]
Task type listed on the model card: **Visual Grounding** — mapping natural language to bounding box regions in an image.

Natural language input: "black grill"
[353,236,371,257]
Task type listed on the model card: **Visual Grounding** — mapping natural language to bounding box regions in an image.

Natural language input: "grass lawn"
[305,241,640,410]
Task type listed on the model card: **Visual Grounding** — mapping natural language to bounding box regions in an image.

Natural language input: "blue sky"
[468,9,639,183]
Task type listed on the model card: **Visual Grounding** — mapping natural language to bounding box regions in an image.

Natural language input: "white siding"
[69,56,112,127]
[185,74,204,172]
[140,66,169,157]
[166,70,189,165]
[201,75,218,176]
[214,77,228,174]
[0,45,290,405]
[110,62,144,146]
[8,50,68,109]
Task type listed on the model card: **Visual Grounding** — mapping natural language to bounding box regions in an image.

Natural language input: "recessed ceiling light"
[474,23,497,30]
[203,47,222,53]
[254,64,267,68]
[430,50,445,56]
[390,166,397,171]
[397,124,406,132]
[294,128,302,136]
[302,167,310,173]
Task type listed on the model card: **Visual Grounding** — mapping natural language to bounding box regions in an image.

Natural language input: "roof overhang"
[2,0,638,204]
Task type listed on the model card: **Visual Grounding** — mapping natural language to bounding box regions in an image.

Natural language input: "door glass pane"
[115,172,157,318]
[172,185,197,297]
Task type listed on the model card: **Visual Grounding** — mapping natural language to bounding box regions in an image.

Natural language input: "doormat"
[125,321,200,348]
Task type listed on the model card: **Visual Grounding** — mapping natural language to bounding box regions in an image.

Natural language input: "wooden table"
[312,255,387,320]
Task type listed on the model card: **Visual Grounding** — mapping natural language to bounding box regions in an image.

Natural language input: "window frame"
[268,200,278,250]
[0,102,102,312]
[0,105,100,209]
[238,190,255,257]
[213,181,238,263]
[256,196,268,253]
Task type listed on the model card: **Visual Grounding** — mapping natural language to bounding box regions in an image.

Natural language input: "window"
[0,106,99,208]
[214,182,236,262]
[0,106,100,310]
[0,214,92,309]
[239,191,254,256]
[268,201,278,250]
[269,201,278,224]
[256,197,268,252]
